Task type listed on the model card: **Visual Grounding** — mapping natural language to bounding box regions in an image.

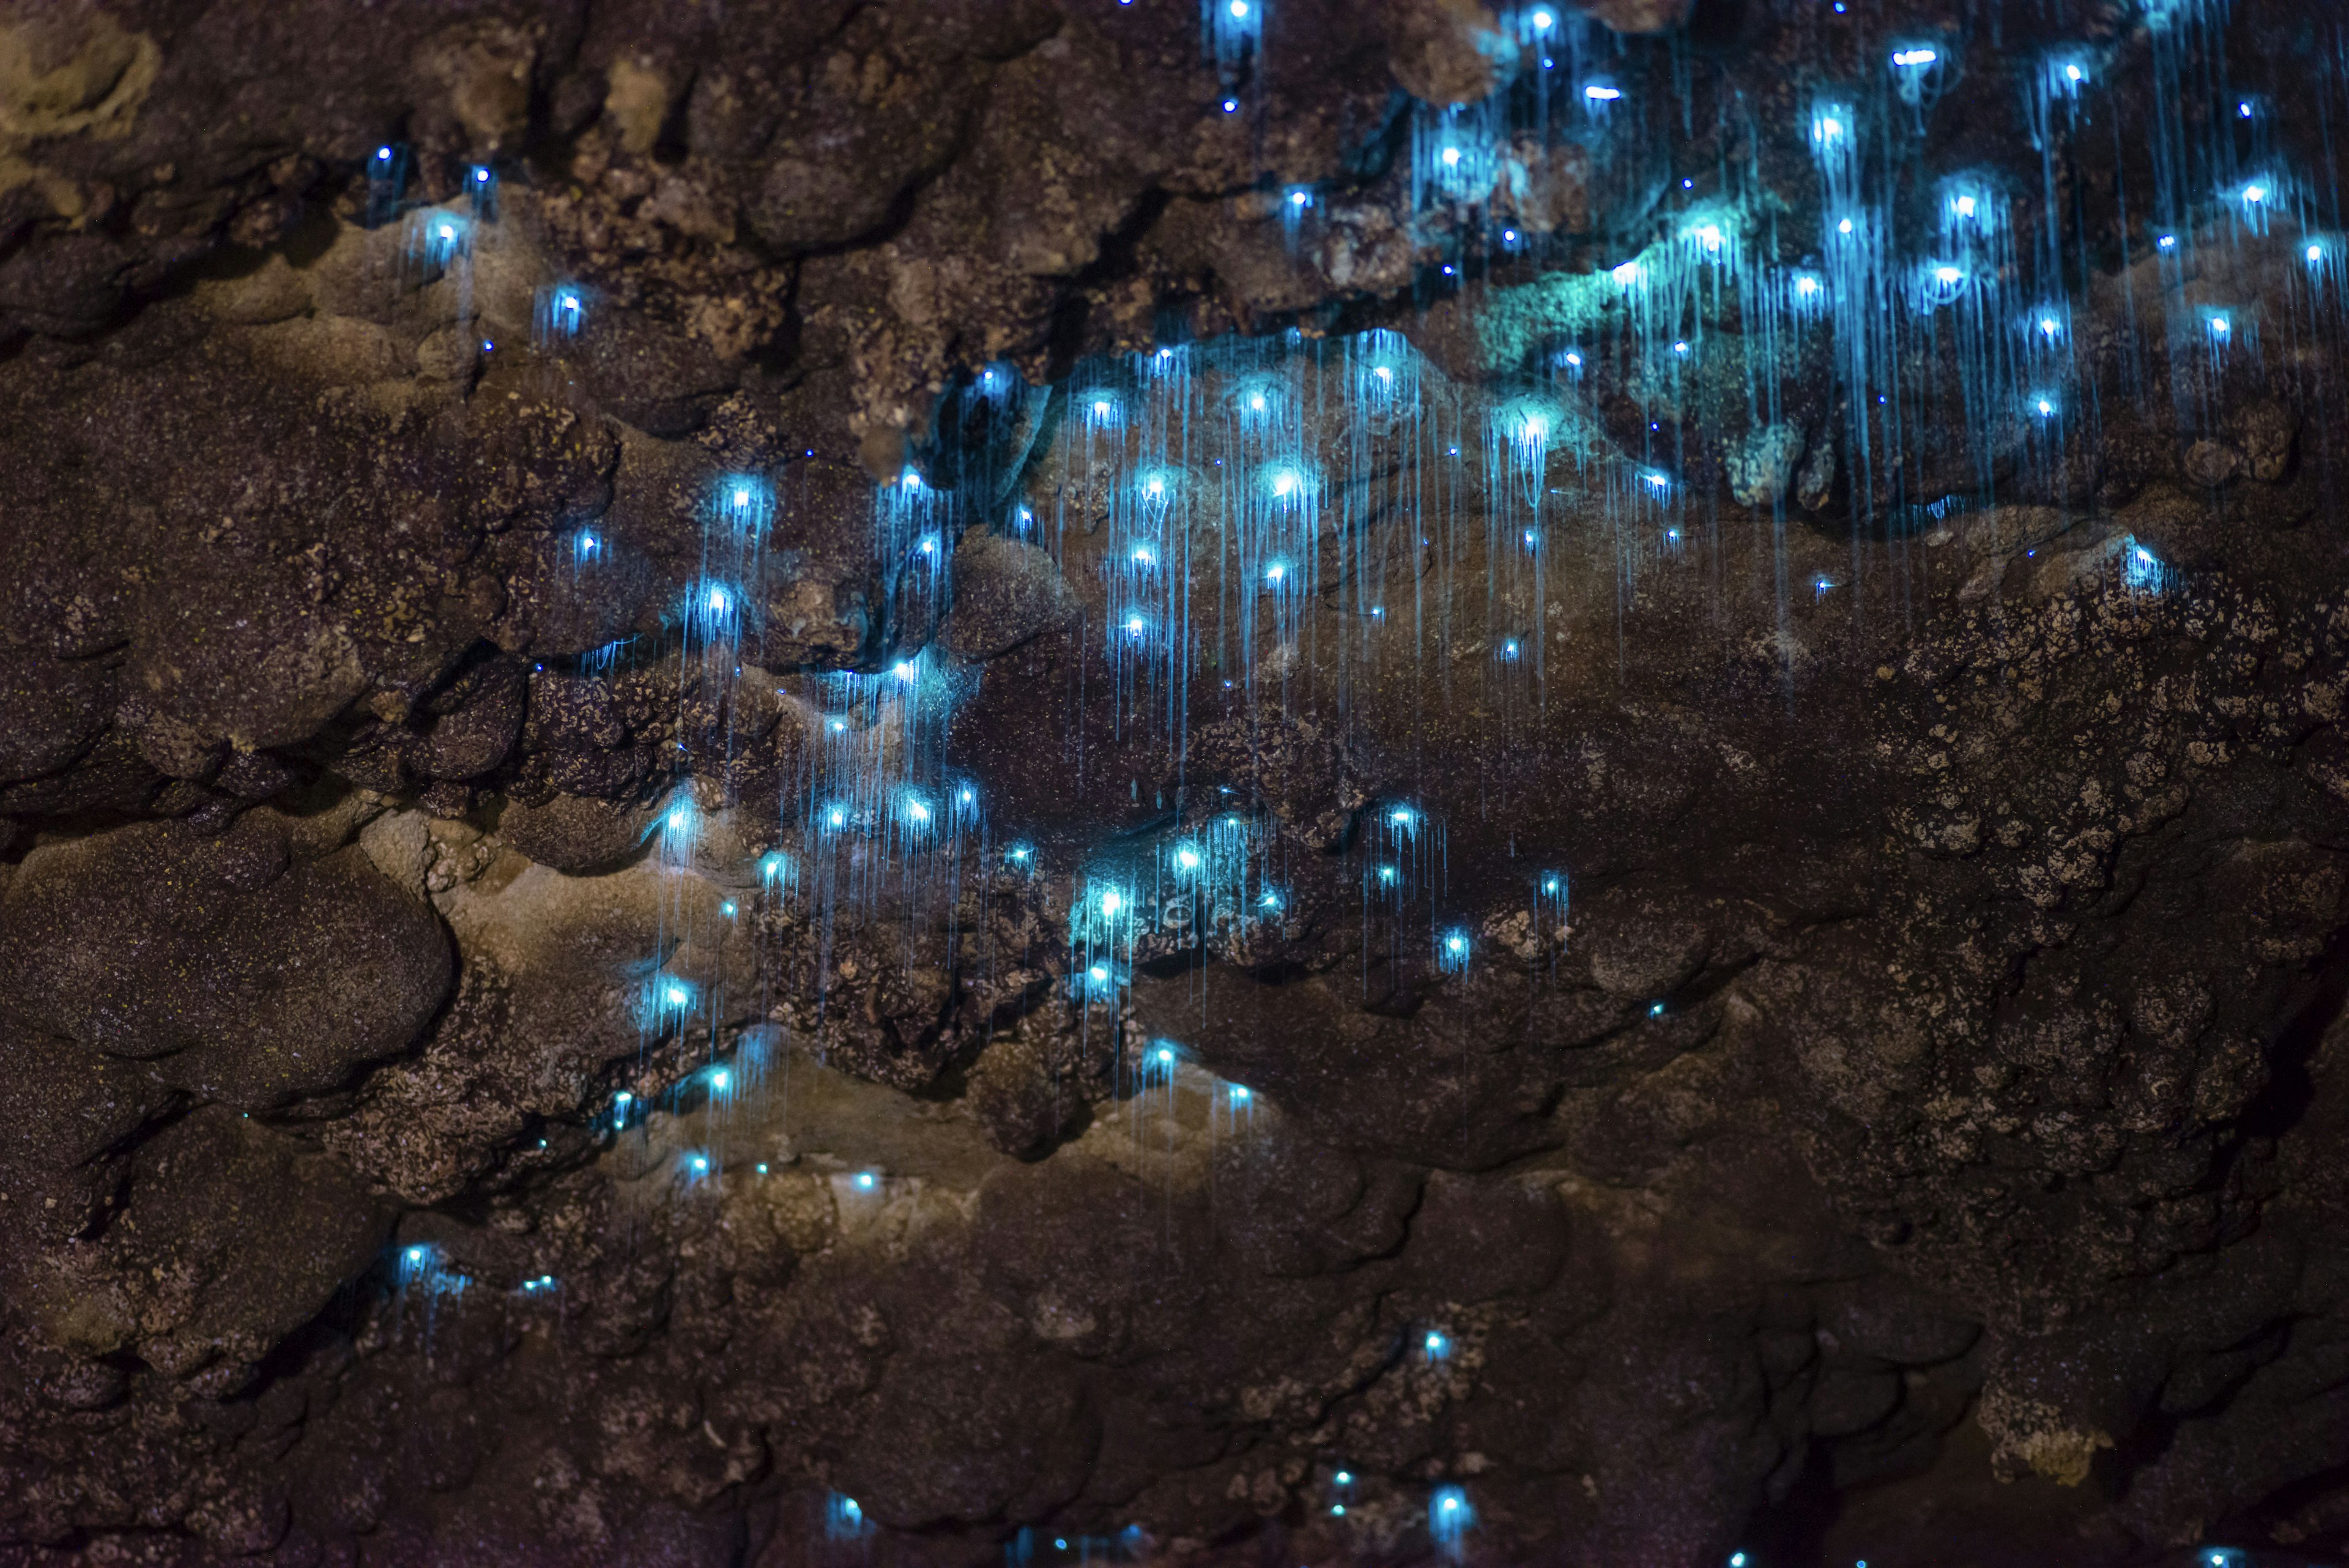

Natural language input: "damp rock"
[0,819,452,1107]
[1726,423,1805,509]
[940,534,1082,663]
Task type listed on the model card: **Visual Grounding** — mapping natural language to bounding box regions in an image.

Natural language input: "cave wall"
[2,1,2349,1566]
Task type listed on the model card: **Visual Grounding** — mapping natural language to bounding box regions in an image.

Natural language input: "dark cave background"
[2,1,2348,1565]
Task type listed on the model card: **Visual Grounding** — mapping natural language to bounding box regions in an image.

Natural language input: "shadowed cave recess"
[3,0,2349,1564]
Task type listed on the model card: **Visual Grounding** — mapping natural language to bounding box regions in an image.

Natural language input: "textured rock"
[0,818,452,1105]
[0,0,2345,1564]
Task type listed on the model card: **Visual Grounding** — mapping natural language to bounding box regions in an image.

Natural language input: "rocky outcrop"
[2,0,2347,1565]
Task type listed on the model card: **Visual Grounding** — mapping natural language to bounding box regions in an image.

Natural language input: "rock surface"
[0,1,2347,1566]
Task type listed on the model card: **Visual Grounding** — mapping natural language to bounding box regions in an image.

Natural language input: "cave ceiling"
[2,1,2348,1565]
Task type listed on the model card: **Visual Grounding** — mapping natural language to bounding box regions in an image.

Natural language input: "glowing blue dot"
[1331,1505,1346,1517]
[1335,1470,1352,1484]
[707,586,729,612]
[2158,234,2176,250]
[756,1163,768,1174]
[1176,847,1200,869]
[1231,1085,1251,1101]
[2309,244,2325,262]
[1089,965,1110,983]
[1157,1047,1174,1063]
[1839,217,1855,235]
[473,167,489,183]
[1265,563,1286,582]
[1584,84,1622,102]
[1009,847,1031,861]
[1543,878,1559,893]
[1223,98,1238,113]
[668,809,687,829]
[407,1247,424,1261]
[710,1069,730,1090]
[1891,46,1938,66]
[960,789,974,804]
[721,901,737,916]
[1445,935,1466,953]
[376,146,393,161]
[1379,866,1397,883]
[579,532,598,552]
[691,1156,708,1172]
[1127,614,1148,634]
[1229,0,1246,15]
[855,1172,877,1189]
[1650,1000,1666,1016]
[1100,890,1123,916]
[2239,100,2253,117]
[1261,891,1281,908]
[2241,183,2268,204]
[892,660,919,682]
[1531,6,1554,26]
[667,986,688,1006]
[919,533,937,553]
